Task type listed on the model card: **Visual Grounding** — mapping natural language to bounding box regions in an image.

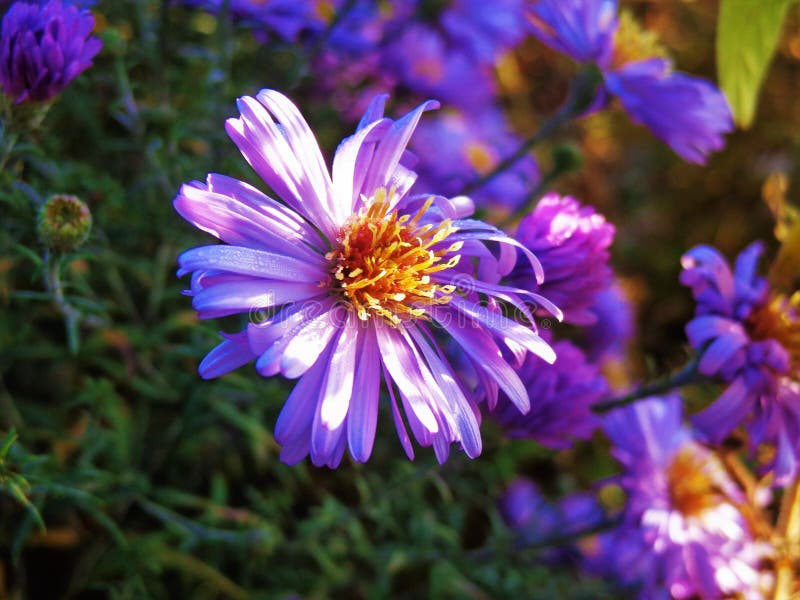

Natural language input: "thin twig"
[593,355,702,413]
[458,65,603,198]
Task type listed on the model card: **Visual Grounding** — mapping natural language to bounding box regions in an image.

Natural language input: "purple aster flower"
[431,0,530,64]
[583,280,634,363]
[500,477,605,562]
[380,22,497,112]
[488,338,606,449]
[177,0,329,42]
[315,0,528,114]
[601,396,771,599]
[527,0,733,164]
[605,59,732,165]
[409,107,540,213]
[681,242,800,485]
[174,89,558,467]
[509,193,615,325]
[0,0,102,104]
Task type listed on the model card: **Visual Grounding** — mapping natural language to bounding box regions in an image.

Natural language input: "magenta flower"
[174,90,557,467]
[601,396,771,599]
[509,193,615,325]
[0,0,102,104]
[681,242,800,485]
[527,0,733,164]
[487,338,606,449]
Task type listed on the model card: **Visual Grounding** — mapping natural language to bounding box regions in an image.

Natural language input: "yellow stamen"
[610,11,669,71]
[666,447,722,518]
[327,188,461,326]
[748,292,800,371]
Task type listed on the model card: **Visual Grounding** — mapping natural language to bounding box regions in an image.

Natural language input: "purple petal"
[178,245,325,282]
[433,306,530,413]
[384,362,415,460]
[198,331,255,379]
[375,323,439,435]
[692,377,752,444]
[347,324,381,462]
[192,279,323,318]
[318,313,359,431]
[361,99,440,203]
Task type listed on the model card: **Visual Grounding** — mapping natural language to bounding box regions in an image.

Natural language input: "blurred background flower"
[0,0,102,103]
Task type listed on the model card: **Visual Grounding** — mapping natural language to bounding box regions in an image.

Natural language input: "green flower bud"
[37,194,92,253]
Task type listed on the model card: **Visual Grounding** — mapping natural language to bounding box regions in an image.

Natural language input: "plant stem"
[774,479,800,599]
[468,516,621,562]
[458,65,603,198]
[44,251,82,355]
[593,355,702,413]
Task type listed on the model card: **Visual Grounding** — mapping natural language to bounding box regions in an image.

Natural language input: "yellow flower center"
[748,292,800,372]
[465,142,496,175]
[666,447,722,518]
[326,188,462,326]
[610,11,668,71]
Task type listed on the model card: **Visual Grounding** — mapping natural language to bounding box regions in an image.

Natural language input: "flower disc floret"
[666,447,723,518]
[326,189,461,325]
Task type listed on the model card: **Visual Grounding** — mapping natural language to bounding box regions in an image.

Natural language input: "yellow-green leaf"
[717,0,796,128]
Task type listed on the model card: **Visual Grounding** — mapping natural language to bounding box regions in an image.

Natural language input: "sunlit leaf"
[717,0,797,128]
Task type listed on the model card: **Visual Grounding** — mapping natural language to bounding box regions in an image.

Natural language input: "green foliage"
[3,0,793,597]
[717,0,797,128]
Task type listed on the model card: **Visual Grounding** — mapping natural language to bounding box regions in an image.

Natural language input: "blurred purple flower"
[527,0,733,164]
[501,477,605,560]
[605,60,732,165]
[681,242,800,485]
[583,280,634,363]
[409,107,540,212]
[0,0,102,103]
[509,193,615,325]
[528,0,617,65]
[380,22,497,111]
[177,0,329,41]
[174,89,557,467]
[600,396,770,599]
[316,0,528,113]
[488,338,606,449]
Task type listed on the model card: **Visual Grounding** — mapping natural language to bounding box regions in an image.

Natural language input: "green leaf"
[717,0,797,128]
[0,428,17,460]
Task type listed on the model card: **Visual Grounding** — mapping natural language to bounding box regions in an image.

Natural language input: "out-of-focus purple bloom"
[501,477,605,562]
[409,107,539,213]
[605,59,732,165]
[488,339,606,448]
[380,22,496,111]
[600,396,770,599]
[174,89,558,467]
[510,193,615,325]
[583,280,634,363]
[681,242,800,485]
[0,0,102,104]
[527,0,733,164]
[316,0,528,113]
[528,0,617,65]
[178,0,329,42]
[440,0,530,63]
